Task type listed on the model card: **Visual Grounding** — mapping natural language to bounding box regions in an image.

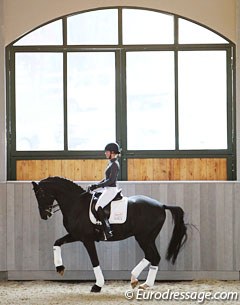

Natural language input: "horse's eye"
[37,189,46,198]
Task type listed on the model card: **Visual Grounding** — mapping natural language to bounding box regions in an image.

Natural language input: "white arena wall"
[0,181,239,281]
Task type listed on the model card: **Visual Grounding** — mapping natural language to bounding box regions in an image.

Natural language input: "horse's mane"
[40,176,86,194]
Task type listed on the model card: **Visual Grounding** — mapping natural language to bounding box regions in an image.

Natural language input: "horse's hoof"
[131,279,139,289]
[91,284,102,293]
[138,283,150,290]
[56,265,65,276]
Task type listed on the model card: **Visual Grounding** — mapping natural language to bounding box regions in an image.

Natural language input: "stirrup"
[103,228,113,240]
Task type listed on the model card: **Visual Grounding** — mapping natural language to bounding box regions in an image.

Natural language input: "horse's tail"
[163,204,188,264]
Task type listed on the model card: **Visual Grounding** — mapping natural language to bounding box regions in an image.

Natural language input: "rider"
[89,142,121,240]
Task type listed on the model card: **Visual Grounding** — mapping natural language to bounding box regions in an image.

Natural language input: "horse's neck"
[56,190,91,217]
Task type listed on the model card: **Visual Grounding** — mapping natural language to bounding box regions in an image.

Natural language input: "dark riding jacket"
[96,158,119,188]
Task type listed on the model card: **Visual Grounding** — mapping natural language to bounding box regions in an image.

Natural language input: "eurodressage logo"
[124,288,239,303]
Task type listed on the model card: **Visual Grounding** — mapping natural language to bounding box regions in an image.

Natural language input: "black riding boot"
[97,207,113,240]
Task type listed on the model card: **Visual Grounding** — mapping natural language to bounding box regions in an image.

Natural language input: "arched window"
[7,8,235,181]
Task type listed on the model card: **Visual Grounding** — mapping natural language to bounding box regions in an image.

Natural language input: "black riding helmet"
[105,142,121,154]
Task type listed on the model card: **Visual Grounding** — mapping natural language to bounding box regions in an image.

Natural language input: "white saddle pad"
[90,197,128,224]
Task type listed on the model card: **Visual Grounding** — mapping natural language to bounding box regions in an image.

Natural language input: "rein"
[47,203,60,214]
[45,190,89,215]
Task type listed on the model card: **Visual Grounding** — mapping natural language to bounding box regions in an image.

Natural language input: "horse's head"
[32,181,55,220]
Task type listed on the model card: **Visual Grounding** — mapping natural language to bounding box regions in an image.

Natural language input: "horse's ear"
[32,181,39,191]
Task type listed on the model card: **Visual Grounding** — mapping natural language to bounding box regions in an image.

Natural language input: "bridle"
[45,202,60,215]
[35,187,60,215]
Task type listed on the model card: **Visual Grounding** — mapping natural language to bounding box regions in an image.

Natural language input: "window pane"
[178,51,227,149]
[127,52,175,150]
[15,53,64,150]
[67,9,118,45]
[67,52,115,150]
[14,20,63,46]
[123,9,174,44]
[179,19,228,44]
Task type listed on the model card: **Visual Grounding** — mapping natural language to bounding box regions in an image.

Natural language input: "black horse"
[32,176,188,292]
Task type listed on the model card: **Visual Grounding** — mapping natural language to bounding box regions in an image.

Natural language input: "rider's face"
[105,150,111,159]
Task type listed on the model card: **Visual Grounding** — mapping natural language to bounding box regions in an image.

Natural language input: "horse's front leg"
[83,241,104,293]
[53,234,76,276]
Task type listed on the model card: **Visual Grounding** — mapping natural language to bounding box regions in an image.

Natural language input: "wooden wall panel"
[16,159,107,181]
[128,158,227,180]
[17,158,227,181]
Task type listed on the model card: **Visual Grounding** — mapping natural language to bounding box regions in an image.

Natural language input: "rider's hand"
[88,184,98,191]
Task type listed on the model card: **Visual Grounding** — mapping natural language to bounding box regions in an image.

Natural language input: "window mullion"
[175,49,179,150]
[116,49,127,180]
[63,50,68,151]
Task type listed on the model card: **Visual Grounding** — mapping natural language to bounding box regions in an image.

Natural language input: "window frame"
[6,7,236,180]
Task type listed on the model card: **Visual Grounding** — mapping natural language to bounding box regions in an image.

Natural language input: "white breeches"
[95,187,119,210]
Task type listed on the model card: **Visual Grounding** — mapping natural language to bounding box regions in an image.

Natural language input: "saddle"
[89,190,128,225]
[91,190,123,218]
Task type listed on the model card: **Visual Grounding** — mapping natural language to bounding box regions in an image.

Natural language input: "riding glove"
[89,184,98,191]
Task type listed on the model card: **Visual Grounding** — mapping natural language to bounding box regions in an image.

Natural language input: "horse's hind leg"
[134,237,161,289]
[131,258,150,288]
[139,241,160,289]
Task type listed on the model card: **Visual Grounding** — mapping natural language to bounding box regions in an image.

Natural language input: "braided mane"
[40,176,86,194]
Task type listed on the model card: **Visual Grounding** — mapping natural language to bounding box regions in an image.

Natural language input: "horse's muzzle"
[39,209,53,220]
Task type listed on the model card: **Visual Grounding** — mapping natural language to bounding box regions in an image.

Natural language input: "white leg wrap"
[53,246,63,267]
[145,265,158,287]
[93,266,105,287]
[131,258,150,280]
